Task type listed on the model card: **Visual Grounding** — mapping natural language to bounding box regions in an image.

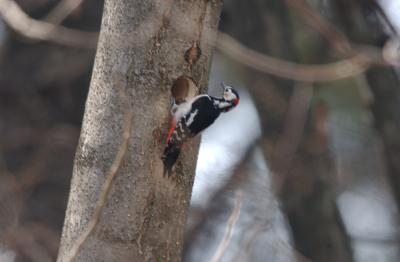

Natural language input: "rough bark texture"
[57,0,223,261]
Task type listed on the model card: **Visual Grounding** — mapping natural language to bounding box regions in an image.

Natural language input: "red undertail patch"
[166,118,176,143]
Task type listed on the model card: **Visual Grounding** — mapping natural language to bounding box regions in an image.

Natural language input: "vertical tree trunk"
[57,0,222,261]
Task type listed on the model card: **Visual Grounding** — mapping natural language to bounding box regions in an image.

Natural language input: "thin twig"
[62,111,133,262]
[210,191,243,262]
[0,0,98,48]
[216,33,370,82]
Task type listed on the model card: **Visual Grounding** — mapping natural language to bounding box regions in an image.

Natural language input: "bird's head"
[221,82,240,107]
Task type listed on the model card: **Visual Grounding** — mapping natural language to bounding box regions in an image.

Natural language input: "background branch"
[217,32,370,82]
[210,191,243,262]
[0,0,98,48]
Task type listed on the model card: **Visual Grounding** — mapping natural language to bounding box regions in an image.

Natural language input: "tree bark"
[57,0,223,261]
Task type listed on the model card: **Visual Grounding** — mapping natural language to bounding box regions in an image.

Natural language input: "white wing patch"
[174,101,191,122]
[186,109,198,126]
[173,95,207,121]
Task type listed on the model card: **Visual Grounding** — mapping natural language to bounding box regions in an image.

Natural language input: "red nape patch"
[166,118,176,143]
[233,98,239,106]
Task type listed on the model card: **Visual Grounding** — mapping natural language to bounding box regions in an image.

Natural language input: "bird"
[162,82,240,177]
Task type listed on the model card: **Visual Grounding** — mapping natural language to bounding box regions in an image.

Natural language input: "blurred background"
[1,0,400,261]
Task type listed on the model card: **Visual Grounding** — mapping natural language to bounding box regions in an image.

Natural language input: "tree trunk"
[57,0,223,261]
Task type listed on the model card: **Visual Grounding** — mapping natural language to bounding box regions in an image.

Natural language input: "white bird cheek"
[224,93,233,101]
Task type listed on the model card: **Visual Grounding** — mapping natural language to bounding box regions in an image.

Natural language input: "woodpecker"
[162,82,240,177]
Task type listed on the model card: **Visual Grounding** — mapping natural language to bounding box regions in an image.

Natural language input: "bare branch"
[216,32,370,82]
[210,191,243,262]
[63,111,133,262]
[286,0,400,66]
[0,0,98,48]
[383,37,400,66]
[216,0,400,83]
[43,0,84,24]
[272,84,313,192]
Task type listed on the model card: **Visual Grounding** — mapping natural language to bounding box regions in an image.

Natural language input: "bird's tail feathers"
[162,143,181,177]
